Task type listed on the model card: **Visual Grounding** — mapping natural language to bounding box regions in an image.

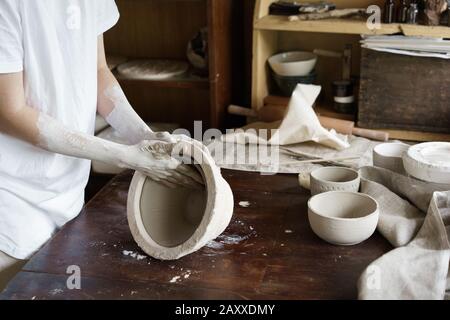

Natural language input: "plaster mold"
[403,142,450,184]
[127,139,234,260]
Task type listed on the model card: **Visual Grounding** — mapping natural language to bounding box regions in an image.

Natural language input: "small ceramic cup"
[308,191,379,246]
[373,142,410,174]
[310,167,360,196]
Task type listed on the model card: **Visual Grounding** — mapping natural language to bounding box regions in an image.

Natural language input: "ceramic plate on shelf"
[117,59,189,80]
[403,142,450,184]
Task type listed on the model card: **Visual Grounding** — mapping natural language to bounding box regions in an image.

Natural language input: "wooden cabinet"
[104,0,234,132]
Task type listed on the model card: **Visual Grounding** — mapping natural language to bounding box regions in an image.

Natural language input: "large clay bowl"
[127,139,234,260]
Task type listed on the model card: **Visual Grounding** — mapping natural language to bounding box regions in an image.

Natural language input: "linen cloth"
[221,84,349,150]
[358,167,450,300]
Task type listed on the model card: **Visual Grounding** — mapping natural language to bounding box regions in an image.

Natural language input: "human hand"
[120,140,204,189]
[141,130,176,144]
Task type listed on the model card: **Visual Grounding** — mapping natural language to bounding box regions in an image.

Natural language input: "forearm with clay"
[96,67,203,187]
[97,67,173,145]
[1,84,202,190]
[0,105,184,186]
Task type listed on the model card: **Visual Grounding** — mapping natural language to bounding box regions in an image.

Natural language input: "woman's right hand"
[119,140,204,189]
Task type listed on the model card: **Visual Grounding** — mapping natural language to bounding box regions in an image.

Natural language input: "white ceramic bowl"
[308,191,379,246]
[268,51,317,77]
[310,167,360,196]
[403,142,450,184]
[373,142,410,174]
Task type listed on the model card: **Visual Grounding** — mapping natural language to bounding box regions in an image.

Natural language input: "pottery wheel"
[117,59,189,80]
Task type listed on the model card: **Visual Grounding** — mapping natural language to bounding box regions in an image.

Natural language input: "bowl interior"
[419,144,450,164]
[374,143,409,158]
[140,164,207,248]
[309,192,377,220]
[311,167,359,183]
[270,51,317,64]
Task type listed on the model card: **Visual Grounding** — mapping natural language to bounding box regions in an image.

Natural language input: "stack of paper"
[361,35,450,59]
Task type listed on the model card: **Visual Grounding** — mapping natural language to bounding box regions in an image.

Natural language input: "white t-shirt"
[0,0,119,259]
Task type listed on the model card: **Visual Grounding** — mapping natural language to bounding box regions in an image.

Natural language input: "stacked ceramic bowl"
[300,166,380,246]
[268,51,317,97]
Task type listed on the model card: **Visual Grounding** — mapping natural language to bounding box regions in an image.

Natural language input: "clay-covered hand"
[120,140,204,189]
[141,130,177,144]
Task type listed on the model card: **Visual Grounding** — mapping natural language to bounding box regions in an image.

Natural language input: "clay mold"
[403,142,450,184]
[127,139,234,260]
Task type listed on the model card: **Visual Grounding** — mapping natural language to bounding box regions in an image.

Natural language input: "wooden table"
[0,170,391,300]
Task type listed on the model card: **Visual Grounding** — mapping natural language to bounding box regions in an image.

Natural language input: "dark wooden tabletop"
[0,170,391,300]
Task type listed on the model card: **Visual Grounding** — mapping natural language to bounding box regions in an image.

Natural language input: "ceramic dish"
[310,166,360,196]
[403,142,450,184]
[268,51,317,77]
[308,191,379,246]
[373,142,410,174]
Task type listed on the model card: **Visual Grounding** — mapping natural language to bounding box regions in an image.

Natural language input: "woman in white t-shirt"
[0,0,201,291]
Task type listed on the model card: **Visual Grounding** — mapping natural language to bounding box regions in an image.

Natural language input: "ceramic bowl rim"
[308,191,379,222]
[404,142,450,170]
[269,51,318,65]
[310,166,360,185]
[374,142,409,159]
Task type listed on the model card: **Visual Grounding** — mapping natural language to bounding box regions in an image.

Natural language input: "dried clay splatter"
[169,270,192,283]
[239,201,251,208]
[122,250,147,261]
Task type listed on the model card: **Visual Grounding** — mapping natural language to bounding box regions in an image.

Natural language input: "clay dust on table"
[169,269,193,284]
[122,250,147,261]
[239,201,251,208]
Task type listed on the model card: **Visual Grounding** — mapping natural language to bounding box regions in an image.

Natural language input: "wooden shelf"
[373,129,450,142]
[116,74,209,90]
[254,15,450,38]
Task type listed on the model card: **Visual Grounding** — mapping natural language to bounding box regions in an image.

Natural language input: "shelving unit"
[255,15,450,37]
[104,0,234,132]
[251,0,450,141]
[116,74,209,90]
